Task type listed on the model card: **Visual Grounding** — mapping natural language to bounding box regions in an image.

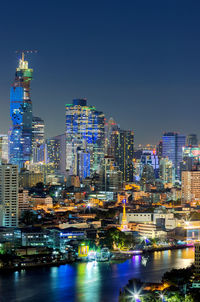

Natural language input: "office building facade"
[111,130,134,182]
[162,132,186,179]
[65,99,105,175]
[32,116,45,163]
[0,164,18,227]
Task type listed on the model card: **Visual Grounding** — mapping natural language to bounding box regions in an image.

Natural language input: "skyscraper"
[186,134,198,147]
[32,116,45,163]
[65,98,105,175]
[111,130,134,182]
[46,134,66,175]
[9,53,33,169]
[162,132,186,179]
[0,164,18,227]
[0,134,8,163]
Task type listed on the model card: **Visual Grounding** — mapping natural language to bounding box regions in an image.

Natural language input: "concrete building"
[120,212,177,230]
[0,164,18,227]
[181,170,200,202]
[137,223,167,239]
[18,189,30,215]
[19,169,44,188]
[195,243,200,275]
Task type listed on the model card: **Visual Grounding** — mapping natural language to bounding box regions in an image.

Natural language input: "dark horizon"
[1,1,200,144]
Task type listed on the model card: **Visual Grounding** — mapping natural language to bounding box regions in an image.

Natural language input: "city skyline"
[1,1,200,143]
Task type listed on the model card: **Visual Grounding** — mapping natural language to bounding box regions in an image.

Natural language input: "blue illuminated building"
[162,132,186,179]
[66,98,105,175]
[9,53,33,170]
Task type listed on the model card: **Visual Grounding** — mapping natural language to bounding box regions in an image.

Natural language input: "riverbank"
[112,244,193,260]
[0,259,75,273]
[0,248,194,302]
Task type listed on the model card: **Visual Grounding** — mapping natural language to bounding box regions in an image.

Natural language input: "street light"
[133,293,140,301]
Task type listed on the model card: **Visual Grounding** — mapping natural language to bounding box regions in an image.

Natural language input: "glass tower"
[111,130,134,182]
[162,132,186,179]
[65,98,105,176]
[9,53,33,170]
[32,116,45,162]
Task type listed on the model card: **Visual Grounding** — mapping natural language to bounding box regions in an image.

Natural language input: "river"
[0,248,194,302]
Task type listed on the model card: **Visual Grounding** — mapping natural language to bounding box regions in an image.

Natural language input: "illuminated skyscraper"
[111,130,134,182]
[65,98,105,175]
[9,53,33,169]
[32,116,45,162]
[162,132,186,179]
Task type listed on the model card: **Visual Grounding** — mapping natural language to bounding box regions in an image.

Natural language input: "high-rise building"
[0,164,18,227]
[140,150,159,179]
[111,130,134,182]
[74,147,90,180]
[0,134,8,163]
[9,53,33,169]
[65,98,105,175]
[159,158,175,186]
[99,156,122,191]
[181,170,200,202]
[19,169,44,188]
[105,117,119,155]
[18,189,30,216]
[46,134,66,175]
[162,132,186,179]
[32,116,45,163]
[181,146,200,172]
[186,134,198,147]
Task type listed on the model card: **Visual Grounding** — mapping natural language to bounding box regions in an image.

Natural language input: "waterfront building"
[162,132,186,179]
[9,53,33,170]
[65,98,105,175]
[159,157,175,186]
[0,135,8,163]
[0,164,18,227]
[32,116,45,163]
[181,170,200,203]
[111,130,134,182]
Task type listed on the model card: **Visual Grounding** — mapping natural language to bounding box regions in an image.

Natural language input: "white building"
[0,164,18,227]
[138,223,167,239]
[120,212,177,230]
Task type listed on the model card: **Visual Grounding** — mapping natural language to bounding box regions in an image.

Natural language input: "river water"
[0,248,194,302]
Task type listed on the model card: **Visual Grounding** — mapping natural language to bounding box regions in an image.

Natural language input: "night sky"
[1,1,200,144]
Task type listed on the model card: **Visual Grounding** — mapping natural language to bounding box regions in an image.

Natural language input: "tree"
[100,227,135,250]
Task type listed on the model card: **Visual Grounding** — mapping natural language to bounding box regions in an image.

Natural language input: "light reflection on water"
[0,248,194,302]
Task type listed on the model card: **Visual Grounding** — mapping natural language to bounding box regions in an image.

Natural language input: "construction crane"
[15,50,38,61]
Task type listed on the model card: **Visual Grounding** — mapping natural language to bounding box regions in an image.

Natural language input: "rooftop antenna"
[15,50,38,61]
